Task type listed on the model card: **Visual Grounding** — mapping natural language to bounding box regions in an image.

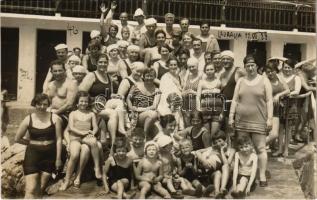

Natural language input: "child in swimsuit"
[210,130,236,198]
[103,143,134,199]
[231,136,257,199]
[60,91,101,190]
[135,141,171,199]
[178,139,204,197]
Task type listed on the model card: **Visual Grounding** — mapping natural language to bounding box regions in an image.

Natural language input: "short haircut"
[190,111,204,122]
[75,91,91,106]
[88,40,101,51]
[97,53,109,62]
[31,93,51,107]
[166,56,179,67]
[177,48,190,58]
[204,63,215,73]
[180,18,189,23]
[211,130,226,143]
[155,29,166,39]
[109,24,119,32]
[236,136,252,148]
[200,21,210,27]
[265,62,279,73]
[243,54,258,66]
[158,43,172,54]
[143,67,156,78]
[73,47,81,52]
[50,59,66,71]
[283,58,296,69]
[113,139,130,153]
[193,38,203,45]
[179,138,193,148]
[131,127,145,138]
[159,114,176,128]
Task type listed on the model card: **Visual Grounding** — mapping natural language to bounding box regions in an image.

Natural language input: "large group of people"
[14,2,316,199]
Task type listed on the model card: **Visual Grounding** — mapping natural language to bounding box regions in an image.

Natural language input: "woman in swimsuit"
[152,44,172,80]
[15,94,62,198]
[127,68,161,141]
[197,63,224,138]
[80,54,126,154]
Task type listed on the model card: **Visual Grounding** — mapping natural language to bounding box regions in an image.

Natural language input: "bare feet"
[95,167,102,179]
[59,181,70,191]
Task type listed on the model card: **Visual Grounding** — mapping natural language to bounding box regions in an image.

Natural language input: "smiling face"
[188,63,198,74]
[146,24,156,35]
[119,12,128,25]
[168,60,178,76]
[109,49,119,58]
[131,67,143,81]
[164,121,177,135]
[193,40,202,54]
[72,72,86,83]
[132,135,145,148]
[265,67,277,81]
[179,53,189,67]
[128,50,140,61]
[180,142,193,155]
[222,56,234,69]
[51,64,66,81]
[282,63,294,77]
[238,143,253,154]
[183,34,193,47]
[212,138,226,150]
[160,46,170,58]
[156,32,166,46]
[115,147,128,160]
[143,71,156,83]
[97,57,108,73]
[145,145,158,158]
[165,17,174,27]
[77,96,89,111]
[56,48,68,61]
[205,64,216,78]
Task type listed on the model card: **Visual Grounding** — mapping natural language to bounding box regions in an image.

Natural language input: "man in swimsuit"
[45,60,78,129]
[219,50,245,134]
[164,13,176,46]
[180,18,190,39]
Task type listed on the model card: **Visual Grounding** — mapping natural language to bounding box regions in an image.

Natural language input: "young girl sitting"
[178,139,204,197]
[175,111,211,151]
[102,143,134,199]
[231,136,257,199]
[135,141,171,199]
[60,91,101,190]
[166,92,185,131]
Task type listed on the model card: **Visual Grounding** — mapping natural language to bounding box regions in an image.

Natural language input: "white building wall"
[1,13,316,104]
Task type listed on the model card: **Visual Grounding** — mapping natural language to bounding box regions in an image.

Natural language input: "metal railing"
[1,0,315,32]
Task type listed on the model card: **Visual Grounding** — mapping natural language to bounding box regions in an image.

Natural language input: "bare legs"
[25,172,51,198]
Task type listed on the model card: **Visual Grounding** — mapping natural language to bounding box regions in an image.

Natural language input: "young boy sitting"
[135,141,170,199]
[156,135,184,199]
[231,136,257,199]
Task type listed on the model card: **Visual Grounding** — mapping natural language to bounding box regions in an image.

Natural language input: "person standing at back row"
[196,21,220,53]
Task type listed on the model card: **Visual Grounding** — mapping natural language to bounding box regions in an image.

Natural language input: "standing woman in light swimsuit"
[15,93,63,198]
[229,55,273,187]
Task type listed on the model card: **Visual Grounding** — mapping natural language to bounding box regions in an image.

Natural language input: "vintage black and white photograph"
[1,0,316,199]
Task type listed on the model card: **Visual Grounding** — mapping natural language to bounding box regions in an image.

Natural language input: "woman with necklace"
[197,63,223,138]
[182,58,203,127]
[229,55,273,187]
[264,63,290,156]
